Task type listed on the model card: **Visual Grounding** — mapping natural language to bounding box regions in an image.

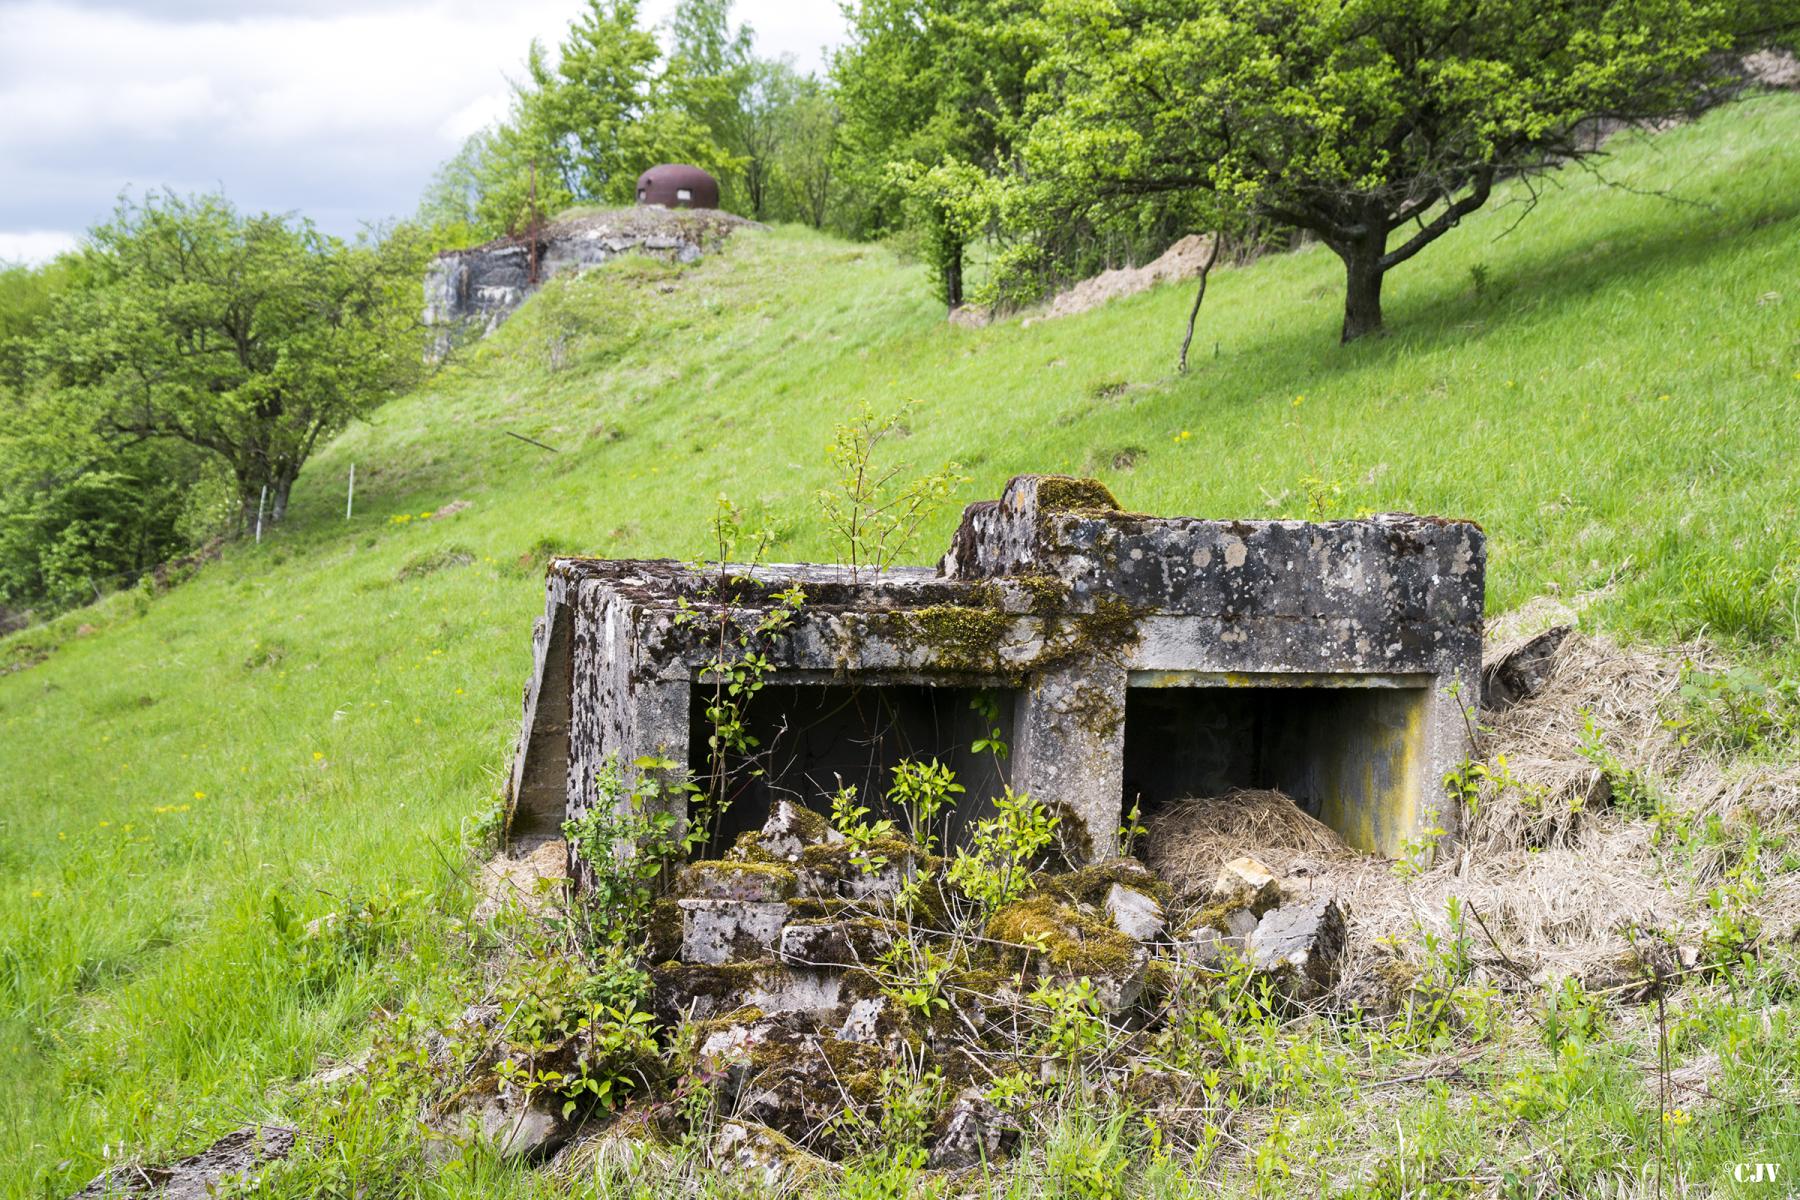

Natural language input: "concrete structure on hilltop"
[507,475,1485,872]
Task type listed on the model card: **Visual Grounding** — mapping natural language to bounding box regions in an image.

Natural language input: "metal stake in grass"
[346,463,355,520]
[255,484,267,544]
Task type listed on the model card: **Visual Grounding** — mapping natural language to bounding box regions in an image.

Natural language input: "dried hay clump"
[471,838,570,924]
[1144,788,1359,899]
[1473,629,1798,853]
[1409,629,1797,981]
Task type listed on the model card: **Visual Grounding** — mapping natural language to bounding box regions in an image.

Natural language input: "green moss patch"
[1034,475,1121,514]
[986,894,1141,977]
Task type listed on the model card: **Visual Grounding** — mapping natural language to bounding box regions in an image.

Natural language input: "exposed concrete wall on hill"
[423,207,750,354]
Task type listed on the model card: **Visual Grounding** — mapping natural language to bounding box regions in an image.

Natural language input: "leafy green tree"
[435,0,742,238]
[664,2,836,222]
[1024,0,1787,342]
[39,192,427,527]
[831,0,1046,236]
[893,159,1002,308]
[0,433,199,612]
[774,76,841,228]
[724,58,808,220]
[0,257,77,392]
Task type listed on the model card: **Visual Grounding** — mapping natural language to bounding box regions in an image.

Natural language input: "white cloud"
[0,230,81,264]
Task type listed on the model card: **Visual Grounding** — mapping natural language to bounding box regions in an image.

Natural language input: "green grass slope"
[3,95,1799,1196]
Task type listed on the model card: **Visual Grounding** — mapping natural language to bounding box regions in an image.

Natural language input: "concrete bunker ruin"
[508,475,1484,868]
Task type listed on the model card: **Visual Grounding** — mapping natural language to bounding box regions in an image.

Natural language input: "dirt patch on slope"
[1037,234,1217,322]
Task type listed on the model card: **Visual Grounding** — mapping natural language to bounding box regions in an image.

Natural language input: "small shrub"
[945,787,1060,911]
[1673,665,1796,752]
[562,753,698,944]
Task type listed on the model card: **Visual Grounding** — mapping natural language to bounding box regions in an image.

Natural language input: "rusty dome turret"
[635,164,720,209]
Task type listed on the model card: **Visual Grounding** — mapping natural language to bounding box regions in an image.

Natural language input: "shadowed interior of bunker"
[1121,675,1431,854]
[688,682,1018,854]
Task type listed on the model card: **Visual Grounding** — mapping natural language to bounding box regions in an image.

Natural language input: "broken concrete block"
[791,841,918,902]
[778,918,894,968]
[837,996,888,1044]
[1176,923,1230,968]
[1212,856,1282,916]
[759,799,843,861]
[677,861,798,903]
[841,855,916,902]
[652,962,849,1022]
[988,895,1148,1013]
[1104,882,1166,942]
[72,1126,296,1198]
[1226,907,1260,939]
[476,1087,566,1161]
[710,1121,826,1191]
[928,1089,1017,1170]
[736,1035,887,1147]
[1043,857,1168,908]
[1174,904,1260,970]
[688,1009,818,1100]
[741,966,847,1016]
[679,899,789,965]
[1481,624,1572,712]
[1248,896,1348,1000]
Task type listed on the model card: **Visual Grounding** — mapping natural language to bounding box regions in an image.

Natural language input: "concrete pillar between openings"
[1011,661,1127,862]
[622,678,692,837]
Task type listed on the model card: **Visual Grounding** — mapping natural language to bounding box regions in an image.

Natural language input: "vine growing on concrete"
[673,496,806,854]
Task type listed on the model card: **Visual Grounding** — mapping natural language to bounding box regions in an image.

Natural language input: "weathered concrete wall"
[509,475,1484,870]
[423,207,750,353]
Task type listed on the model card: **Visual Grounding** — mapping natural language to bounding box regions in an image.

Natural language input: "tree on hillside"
[831,0,1046,237]
[441,0,740,238]
[665,0,781,217]
[775,77,840,228]
[1024,0,1787,342]
[40,193,427,527]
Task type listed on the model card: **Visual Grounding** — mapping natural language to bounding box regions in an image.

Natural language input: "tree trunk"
[270,473,295,524]
[1339,232,1387,343]
[944,242,964,312]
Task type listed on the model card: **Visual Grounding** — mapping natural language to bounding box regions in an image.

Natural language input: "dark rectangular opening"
[1122,680,1427,856]
[688,681,1016,855]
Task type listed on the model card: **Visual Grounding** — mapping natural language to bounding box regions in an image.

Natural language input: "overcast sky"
[0,0,847,264]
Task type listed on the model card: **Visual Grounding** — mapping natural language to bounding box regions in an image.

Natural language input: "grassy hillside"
[3,94,1799,1198]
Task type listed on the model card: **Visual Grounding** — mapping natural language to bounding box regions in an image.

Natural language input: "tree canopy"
[38,192,426,528]
[421,0,846,239]
[1009,0,1787,340]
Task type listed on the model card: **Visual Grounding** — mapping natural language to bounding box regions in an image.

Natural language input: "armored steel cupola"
[636,164,720,209]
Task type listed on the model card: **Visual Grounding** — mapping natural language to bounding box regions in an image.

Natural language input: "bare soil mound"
[1039,233,1217,322]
